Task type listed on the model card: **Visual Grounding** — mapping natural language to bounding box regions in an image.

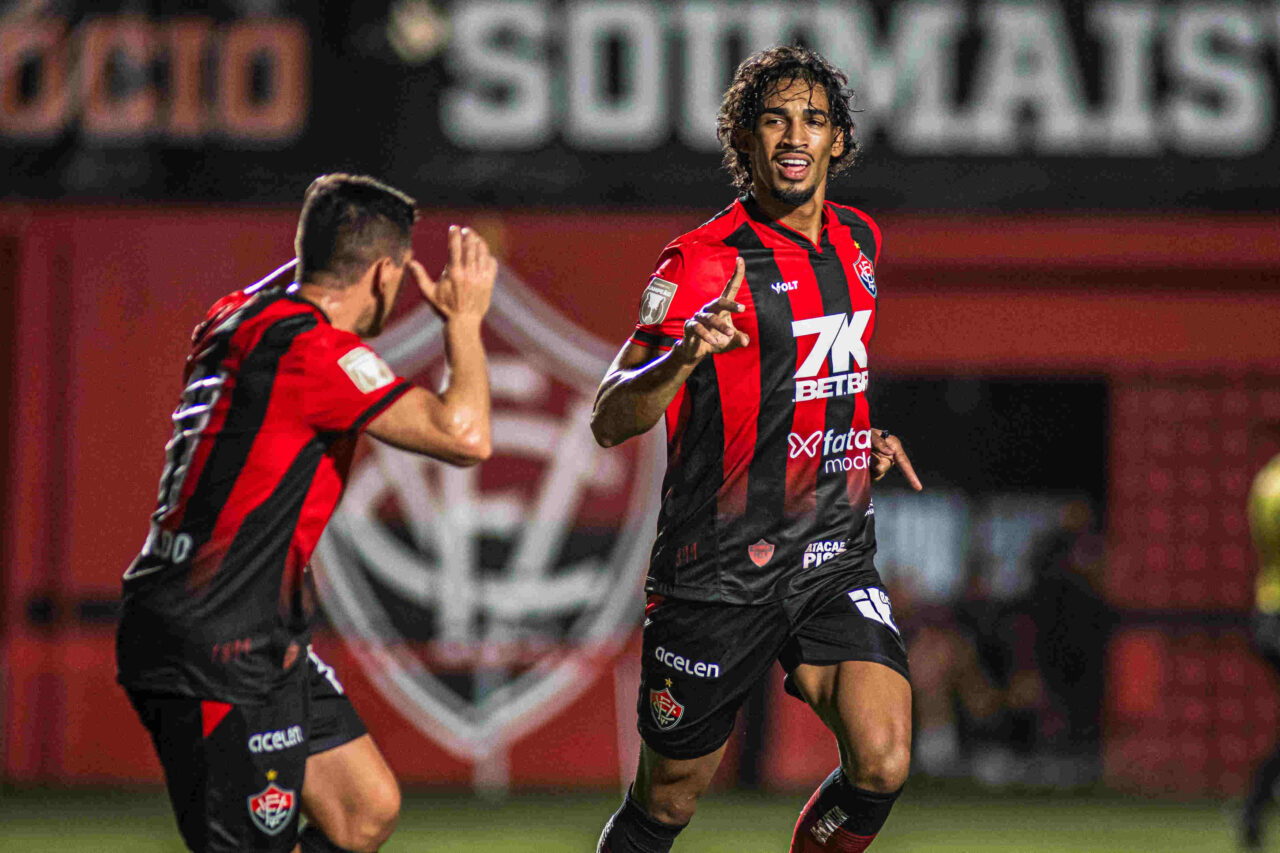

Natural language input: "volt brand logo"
[849,587,900,635]
[771,279,798,294]
[248,726,304,754]
[654,646,721,679]
[787,428,872,473]
[791,311,871,402]
[803,540,847,569]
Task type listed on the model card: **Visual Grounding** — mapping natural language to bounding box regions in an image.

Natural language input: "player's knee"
[845,730,911,793]
[329,777,400,851]
[643,787,701,826]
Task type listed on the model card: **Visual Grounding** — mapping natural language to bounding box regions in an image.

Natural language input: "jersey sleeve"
[628,243,736,350]
[285,328,413,434]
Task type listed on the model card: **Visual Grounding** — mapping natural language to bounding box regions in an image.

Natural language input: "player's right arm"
[366,227,495,466]
[591,256,747,448]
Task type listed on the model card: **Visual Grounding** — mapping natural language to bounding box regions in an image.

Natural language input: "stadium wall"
[1,205,1277,793]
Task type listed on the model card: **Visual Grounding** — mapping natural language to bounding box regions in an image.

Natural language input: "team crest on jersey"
[314,264,665,765]
[853,250,876,298]
[650,680,685,730]
[638,276,678,325]
[748,539,775,567]
[247,773,296,835]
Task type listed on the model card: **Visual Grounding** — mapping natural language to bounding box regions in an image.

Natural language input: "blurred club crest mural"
[313,266,664,763]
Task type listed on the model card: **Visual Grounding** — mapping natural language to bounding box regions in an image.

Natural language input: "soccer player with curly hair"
[591,45,922,852]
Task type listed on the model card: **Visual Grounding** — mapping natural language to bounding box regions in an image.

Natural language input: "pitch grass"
[0,782,1242,852]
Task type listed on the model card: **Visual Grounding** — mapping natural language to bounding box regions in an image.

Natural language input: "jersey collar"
[740,193,831,253]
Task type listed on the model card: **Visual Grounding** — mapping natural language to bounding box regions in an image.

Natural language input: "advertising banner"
[3,1,1280,209]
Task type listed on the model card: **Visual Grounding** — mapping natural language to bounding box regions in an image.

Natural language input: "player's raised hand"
[869,429,923,490]
[673,257,750,365]
[413,225,497,323]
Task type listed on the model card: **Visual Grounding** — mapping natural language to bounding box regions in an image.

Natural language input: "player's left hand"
[870,429,922,491]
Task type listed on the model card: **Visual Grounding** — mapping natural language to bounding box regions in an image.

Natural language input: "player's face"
[743,78,844,206]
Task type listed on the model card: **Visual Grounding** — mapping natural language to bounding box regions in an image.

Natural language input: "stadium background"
[2,1,1279,850]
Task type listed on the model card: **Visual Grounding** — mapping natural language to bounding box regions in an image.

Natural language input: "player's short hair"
[717,45,859,192]
[295,173,418,285]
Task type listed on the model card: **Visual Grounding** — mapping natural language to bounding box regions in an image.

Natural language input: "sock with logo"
[299,823,362,853]
[789,768,901,852]
[596,789,687,853]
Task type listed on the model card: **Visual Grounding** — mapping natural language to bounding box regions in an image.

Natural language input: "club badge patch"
[650,679,684,730]
[247,771,297,836]
[748,539,775,567]
[638,277,678,326]
[852,250,877,299]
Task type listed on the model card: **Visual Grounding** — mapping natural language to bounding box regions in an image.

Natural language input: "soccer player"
[591,46,921,852]
[1241,450,1280,849]
[116,174,496,853]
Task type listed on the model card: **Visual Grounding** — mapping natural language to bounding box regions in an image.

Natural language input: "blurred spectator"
[1240,449,1280,850]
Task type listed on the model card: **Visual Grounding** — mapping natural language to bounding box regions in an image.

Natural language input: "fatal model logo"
[313,264,665,775]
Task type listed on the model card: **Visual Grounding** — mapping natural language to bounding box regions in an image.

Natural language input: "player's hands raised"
[673,257,750,365]
[413,225,496,323]
[870,429,923,490]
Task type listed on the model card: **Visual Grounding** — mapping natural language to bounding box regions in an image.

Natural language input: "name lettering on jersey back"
[338,347,396,393]
[791,311,871,402]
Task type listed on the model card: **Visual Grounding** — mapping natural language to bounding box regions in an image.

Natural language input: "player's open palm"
[674,257,750,365]
[414,225,497,322]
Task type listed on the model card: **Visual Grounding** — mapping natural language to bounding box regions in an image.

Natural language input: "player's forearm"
[591,350,696,447]
[436,317,492,464]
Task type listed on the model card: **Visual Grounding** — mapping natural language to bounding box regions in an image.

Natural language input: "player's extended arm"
[591,258,748,448]
[367,227,495,466]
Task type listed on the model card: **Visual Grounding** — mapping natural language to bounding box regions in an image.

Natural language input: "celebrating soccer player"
[116,174,496,853]
[591,46,922,852]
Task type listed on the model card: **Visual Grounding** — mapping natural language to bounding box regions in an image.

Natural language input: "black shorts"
[637,584,910,760]
[126,647,367,853]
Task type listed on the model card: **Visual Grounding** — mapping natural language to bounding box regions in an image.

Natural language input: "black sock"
[800,768,901,840]
[597,789,687,853]
[299,823,362,853]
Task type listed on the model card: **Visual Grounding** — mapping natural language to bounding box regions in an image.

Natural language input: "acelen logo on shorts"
[248,725,304,754]
[787,428,872,473]
[791,311,871,402]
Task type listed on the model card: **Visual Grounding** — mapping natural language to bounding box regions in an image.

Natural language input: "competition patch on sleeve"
[337,347,396,393]
[638,276,678,326]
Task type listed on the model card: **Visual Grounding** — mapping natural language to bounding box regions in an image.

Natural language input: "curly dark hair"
[716,45,859,192]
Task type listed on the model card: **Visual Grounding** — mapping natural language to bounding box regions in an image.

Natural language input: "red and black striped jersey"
[117,283,411,702]
[630,195,883,604]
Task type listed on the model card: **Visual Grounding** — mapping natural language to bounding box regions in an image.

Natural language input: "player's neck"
[295,283,364,335]
[750,185,827,244]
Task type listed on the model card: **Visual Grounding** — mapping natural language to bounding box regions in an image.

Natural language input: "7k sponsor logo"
[791,311,871,402]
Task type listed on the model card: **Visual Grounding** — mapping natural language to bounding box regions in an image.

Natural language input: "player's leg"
[782,586,912,852]
[296,648,400,853]
[1241,617,1280,849]
[598,742,728,852]
[598,596,786,852]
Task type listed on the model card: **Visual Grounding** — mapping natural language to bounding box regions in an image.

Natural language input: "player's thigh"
[301,734,400,832]
[782,585,912,784]
[299,648,398,840]
[637,595,788,762]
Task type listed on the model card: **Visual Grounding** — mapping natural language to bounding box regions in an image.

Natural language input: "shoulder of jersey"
[662,199,750,260]
[825,201,882,260]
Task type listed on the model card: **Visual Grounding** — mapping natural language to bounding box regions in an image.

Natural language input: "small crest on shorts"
[247,772,297,836]
[650,679,684,730]
[638,277,678,326]
[852,249,876,299]
[747,539,775,567]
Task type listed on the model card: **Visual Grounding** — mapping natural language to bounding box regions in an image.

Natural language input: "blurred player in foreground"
[591,46,921,853]
[116,174,496,853]
[1241,449,1280,849]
